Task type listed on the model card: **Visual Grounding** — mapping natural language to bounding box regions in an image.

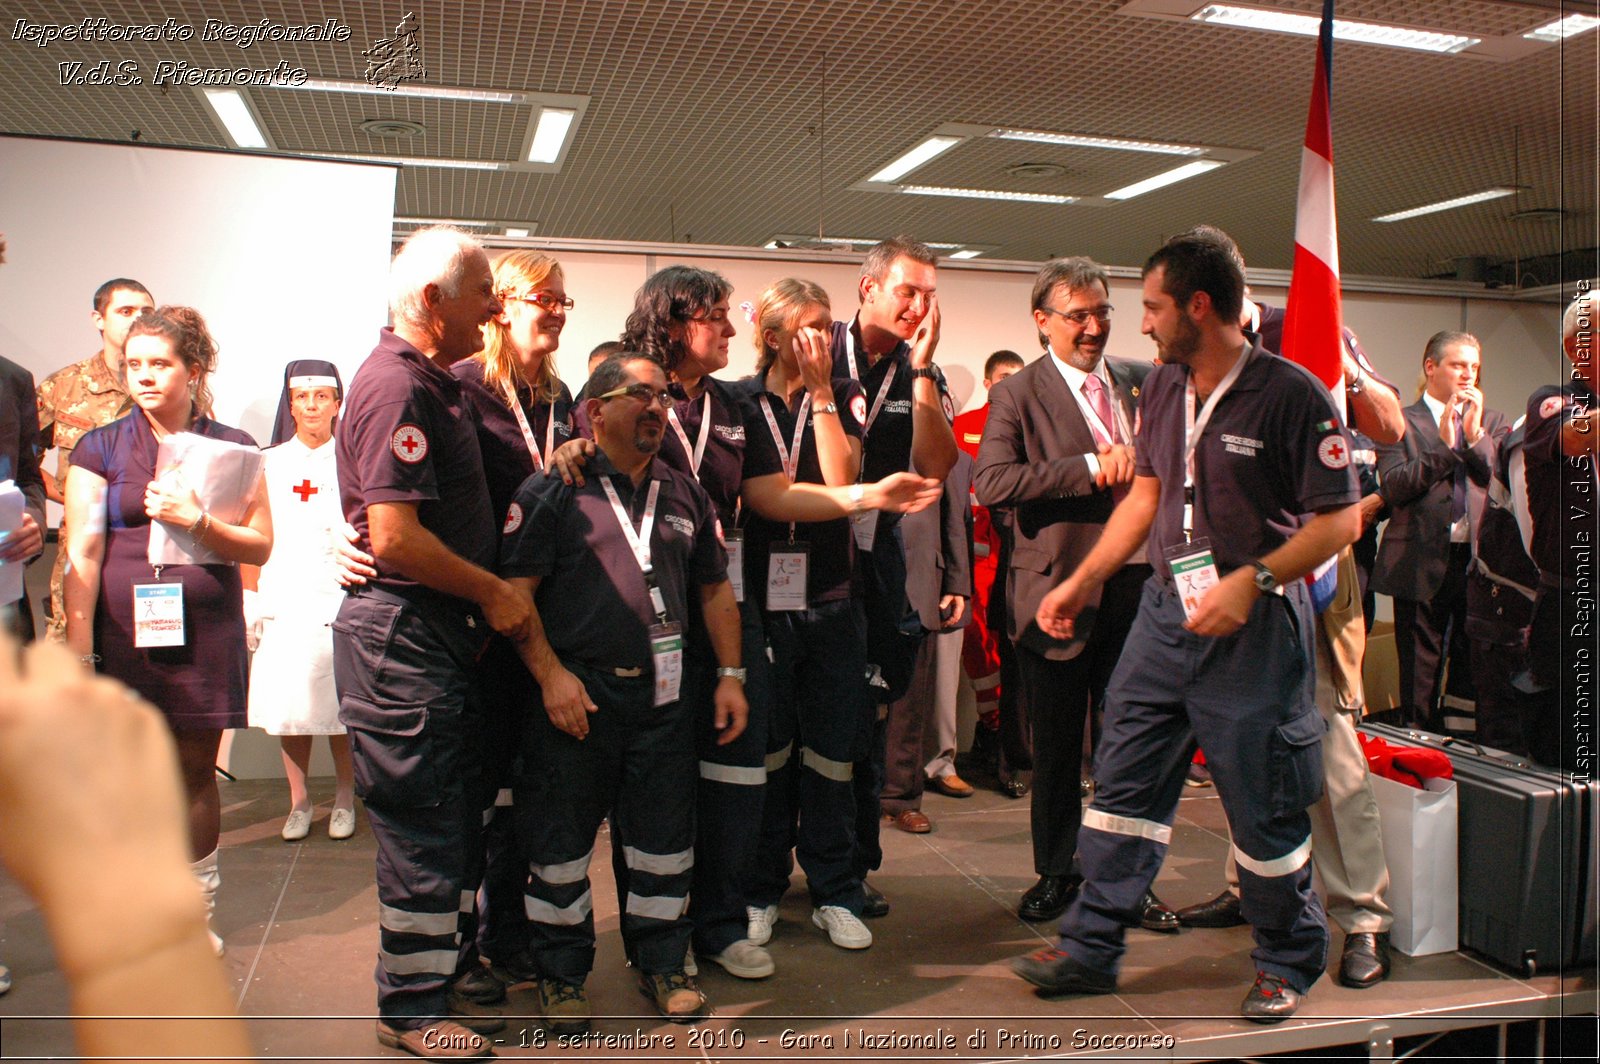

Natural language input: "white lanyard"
[1182,345,1252,538]
[600,477,661,575]
[759,392,811,483]
[844,329,897,436]
[509,393,555,472]
[666,391,713,478]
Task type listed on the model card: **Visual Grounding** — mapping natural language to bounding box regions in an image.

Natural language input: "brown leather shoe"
[639,970,710,1023]
[927,773,975,798]
[885,808,932,833]
[376,1019,496,1059]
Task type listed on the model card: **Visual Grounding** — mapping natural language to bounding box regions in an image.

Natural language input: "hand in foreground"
[908,296,941,369]
[482,579,532,642]
[0,511,42,564]
[871,472,941,514]
[794,327,834,399]
[334,522,376,587]
[550,438,596,487]
[143,478,202,529]
[1183,566,1257,638]
[542,665,599,739]
[1036,574,1094,641]
[1094,443,1135,489]
[939,594,966,629]
[713,678,749,745]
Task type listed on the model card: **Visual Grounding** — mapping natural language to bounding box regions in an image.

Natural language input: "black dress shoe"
[1001,777,1031,799]
[1018,875,1079,922]
[861,880,890,919]
[1239,970,1301,1023]
[1338,931,1392,988]
[1175,889,1245,928]
[1010,946,1117,995]
[1138,890,1180,933]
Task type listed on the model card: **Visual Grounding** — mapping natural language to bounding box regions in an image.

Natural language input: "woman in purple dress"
[63,306,272,953]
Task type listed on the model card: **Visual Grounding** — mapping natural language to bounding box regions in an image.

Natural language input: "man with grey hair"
[335,226,529,1059]
[974,256,1170,930]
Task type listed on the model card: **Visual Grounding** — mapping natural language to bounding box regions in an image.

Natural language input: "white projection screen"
[0,134,397,459]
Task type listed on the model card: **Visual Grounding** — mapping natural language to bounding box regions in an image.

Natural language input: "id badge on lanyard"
[649,620,684,707]
[851,510,878,552]
[1163,539,1219,623]
[133,578,185,647]
[766,542,809,611]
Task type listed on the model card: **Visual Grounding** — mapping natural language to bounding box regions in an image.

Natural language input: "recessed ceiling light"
[1523,14,1600,42]
[764,234,970,250]
[947,249,984,259]
[504,227,531,237]
[200,89,268,148]
[528,107,577,163]
[284,78,527,103]
[898,184,1076,204]
[1191,4,1479,53]
[300,152,508,171]
[1103,160,1225,200]
[868,136,964,183]
[395,216,498,229]
[990,128,1206,156]
[1372,187,1520,223]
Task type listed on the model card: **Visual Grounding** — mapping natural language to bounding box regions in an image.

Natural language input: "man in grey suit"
[1372,331,1507,731]
[973,257,1172,929]
[879,452,973,833]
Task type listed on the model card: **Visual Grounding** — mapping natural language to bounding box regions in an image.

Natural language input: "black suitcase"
[1358,722,1598,976]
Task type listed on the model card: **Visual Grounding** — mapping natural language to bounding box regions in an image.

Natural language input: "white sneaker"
[811,906,872,949]
[708,940,775,979]
[329,807,357,840]
[281,809,311,841]
[745,904,779,945]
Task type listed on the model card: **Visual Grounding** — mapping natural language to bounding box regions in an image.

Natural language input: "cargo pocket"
[1271,709,1326,816]
[339,697,441,809]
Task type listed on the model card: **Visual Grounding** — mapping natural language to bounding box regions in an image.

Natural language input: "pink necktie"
[1083,374,1117,447]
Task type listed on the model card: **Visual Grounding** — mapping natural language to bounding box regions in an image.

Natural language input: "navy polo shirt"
[450,358,574,524]
[735,374,865,608]
[1523,377,1597,580]
[1134,341,1359,578]
[656,377,752,531]
[499,451,726,670]
[829,317,951,482]
[336,328,496,605]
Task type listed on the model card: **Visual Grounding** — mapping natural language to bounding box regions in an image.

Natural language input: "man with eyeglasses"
[500,352,744,1032]
[973,257,1174,932]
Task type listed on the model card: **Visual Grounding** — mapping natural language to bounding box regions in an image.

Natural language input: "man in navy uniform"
[334,226,530,1060]
[501,353,746,1032]
[829,237,958,916]
[1012,231,1360,1022]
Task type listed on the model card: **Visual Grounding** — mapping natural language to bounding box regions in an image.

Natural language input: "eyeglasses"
[596,383,674,407]
[1043,304,1113,327]
[508,292,575,312]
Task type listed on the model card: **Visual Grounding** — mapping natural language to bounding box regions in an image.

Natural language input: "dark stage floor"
[1,772,1592,1061]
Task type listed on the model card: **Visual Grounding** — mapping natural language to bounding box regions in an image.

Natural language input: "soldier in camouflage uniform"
[35,278,153,638]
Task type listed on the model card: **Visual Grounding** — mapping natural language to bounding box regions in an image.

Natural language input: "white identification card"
[133,582,186,647]
[650,622,684,707]
[1164,539,1220,623]
[723,528,745,603]
[851,510,878,552]
[766,544,809,612]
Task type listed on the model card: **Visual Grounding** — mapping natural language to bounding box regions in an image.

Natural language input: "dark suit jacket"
[0,354,46,538]
[1372,397,1507,601]
[972,353,1150,659]
[900,450,974,633]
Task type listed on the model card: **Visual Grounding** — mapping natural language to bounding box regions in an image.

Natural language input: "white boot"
[190,849,225,956]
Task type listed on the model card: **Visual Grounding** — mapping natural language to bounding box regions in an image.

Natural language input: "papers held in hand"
[147,434,265,566]
[0,479,22,605]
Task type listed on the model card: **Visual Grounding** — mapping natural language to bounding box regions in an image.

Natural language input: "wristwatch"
[910,364,940,381]
[1251,561,1278,594]
[817,401,839,416]
[716,666,747,684]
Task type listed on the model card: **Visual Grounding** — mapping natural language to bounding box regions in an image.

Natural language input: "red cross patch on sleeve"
[1317,435,1351,470]
[849,394,868,425]
[503,501,524,534]
[1540,395,1565,420]
[390,424,429,463]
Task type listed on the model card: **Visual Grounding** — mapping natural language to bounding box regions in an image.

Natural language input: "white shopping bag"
[1371,773,1459,956]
